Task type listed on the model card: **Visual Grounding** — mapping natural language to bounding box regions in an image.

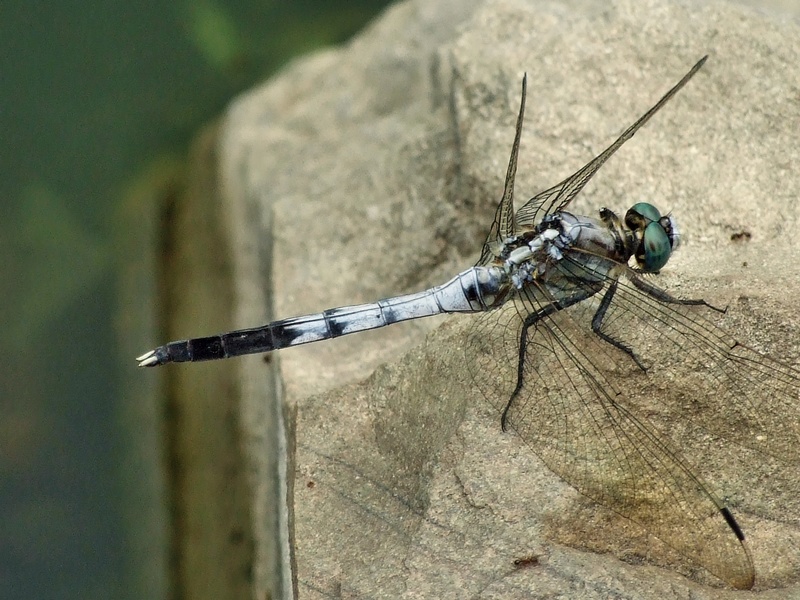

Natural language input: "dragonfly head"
[625,202,680,272]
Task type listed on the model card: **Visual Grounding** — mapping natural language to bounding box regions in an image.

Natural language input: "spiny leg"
[591,280,647,372]
[630,273,726,313]
[589,274,728,373]
[501,290,594,431]
[502,305,554,431]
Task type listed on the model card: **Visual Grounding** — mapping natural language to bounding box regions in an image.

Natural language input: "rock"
[218,0,800,597]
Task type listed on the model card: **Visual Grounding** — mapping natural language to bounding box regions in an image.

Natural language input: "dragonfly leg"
[502,303,559,431]
[591,280,648,372]
[501,288,596,431]
[630,274,726,313]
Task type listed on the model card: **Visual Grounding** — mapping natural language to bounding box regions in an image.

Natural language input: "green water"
[0,2,391,598]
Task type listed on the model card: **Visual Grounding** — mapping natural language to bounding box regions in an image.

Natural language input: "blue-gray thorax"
[491,210,631,291]
[464,204,678,312]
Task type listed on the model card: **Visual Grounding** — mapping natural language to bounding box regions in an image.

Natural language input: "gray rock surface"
[219,0,800,597]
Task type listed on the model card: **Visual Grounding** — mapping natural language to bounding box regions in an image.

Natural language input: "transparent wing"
[514,56,707,230]
[464,249,771,589]
[477,74,527,266]
[596,269,800,460]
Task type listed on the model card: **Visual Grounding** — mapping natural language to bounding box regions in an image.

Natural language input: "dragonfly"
[137,56,800,589]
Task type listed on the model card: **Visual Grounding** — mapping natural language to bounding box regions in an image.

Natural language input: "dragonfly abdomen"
[137,266,505,366]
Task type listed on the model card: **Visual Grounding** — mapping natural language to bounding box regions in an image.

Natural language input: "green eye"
[626,202,676,271]
[641,221,671,271]
[630,202,662,222]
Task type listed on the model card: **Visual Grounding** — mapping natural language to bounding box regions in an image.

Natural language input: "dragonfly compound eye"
[640,220,672,272]
[625,202,673,272]
[628,202,662,223]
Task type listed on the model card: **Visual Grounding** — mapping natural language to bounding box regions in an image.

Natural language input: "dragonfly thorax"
[493,211,627,291]
[490,203,679,296]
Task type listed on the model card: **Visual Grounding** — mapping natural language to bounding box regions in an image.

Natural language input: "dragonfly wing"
[476,74,527,266]
[515,56,707,229]
[464,258,756,589]
[604,269,800,462]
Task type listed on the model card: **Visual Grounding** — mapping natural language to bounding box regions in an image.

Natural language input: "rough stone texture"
[218,0,800,597]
